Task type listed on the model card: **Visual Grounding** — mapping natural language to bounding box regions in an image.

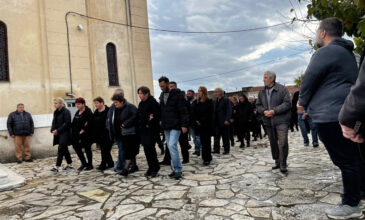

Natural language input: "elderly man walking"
[256,71,291,173]
[7,104,34,163]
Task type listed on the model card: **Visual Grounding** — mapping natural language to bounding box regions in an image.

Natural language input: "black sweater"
[192,99,213,136]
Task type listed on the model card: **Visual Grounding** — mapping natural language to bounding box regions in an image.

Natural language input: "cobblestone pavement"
[0,131,351,220]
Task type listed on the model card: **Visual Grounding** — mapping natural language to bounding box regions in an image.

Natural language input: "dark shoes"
[272,164,280,170]
[313,143,319,148]
[222,151,229,155]
[193,151,200,156]
[120,169,129,177]
[304,143,309,147]
[85,165,93,171]
[17,160,22,164]
[239,144,245,149]
[212,151,220,154]
[129,165,139,173]
[50,167,59,173]
[25,158,33,162]
[203,161,210,166]
[159,161,170,166]
[182,160,189,164]
[96,165,106,171]
[169,172,182,180]
[77,165,86,171]
[63,165,74,171]
[280,166,288,173]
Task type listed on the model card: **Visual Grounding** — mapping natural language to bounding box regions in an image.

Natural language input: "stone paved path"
[0,131,349,220]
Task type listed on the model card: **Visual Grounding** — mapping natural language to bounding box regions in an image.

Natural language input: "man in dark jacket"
[237,95,253,148]
[187,89,201,156]
[158,76,189,180]
[137,86,161,177]
[213,88,232,155]
[7,103,34,163]
[298,18,363,219]
[256,71,291,173]
[50,98,73,172]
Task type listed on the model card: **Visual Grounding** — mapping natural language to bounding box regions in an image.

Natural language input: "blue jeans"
[164,129,182,173]
[189,127,201,153]
[298,114,318,145]
[115,139,125,172]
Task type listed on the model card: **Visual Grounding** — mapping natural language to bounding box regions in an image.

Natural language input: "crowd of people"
[5,17,365,219]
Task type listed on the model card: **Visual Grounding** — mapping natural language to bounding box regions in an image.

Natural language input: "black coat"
[114,102,138,137]
[237,100,253,124]
[51,107,71,146]
[7,111,34,136]
[192,99,214,136]
[71,106,93,145]
[213,97,232,127]
[92,106,110,143]
[138,96,161,134]
[159,88,189,130]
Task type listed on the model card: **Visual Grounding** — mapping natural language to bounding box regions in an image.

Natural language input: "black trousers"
[200,132,212,162]
[56,143,72,167]
[162,132,189,162]
[96,139,114,168]
[238,122,250,145]
[73,141,92,166]
[141,131,160,172]
[265,124,289,166]
[214,125,230,153]
[316,122,365,206]
[229,124,235,145]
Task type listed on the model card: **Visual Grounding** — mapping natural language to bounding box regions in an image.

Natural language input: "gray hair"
[215,87,224,94]
[114,88,124,96]
[17,103,24,108]
[265,71,276,82]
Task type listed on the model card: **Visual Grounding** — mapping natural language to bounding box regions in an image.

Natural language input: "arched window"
[0,21,9,82]
[106,43,119,86]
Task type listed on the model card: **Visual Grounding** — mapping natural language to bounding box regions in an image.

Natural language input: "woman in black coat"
[137,86,161,177]
[92,97,114,171]
[192,86,213,165]
[237,95,253,148]
[112,93,139,177]
[50,98,73,172]
[72,97,94,171]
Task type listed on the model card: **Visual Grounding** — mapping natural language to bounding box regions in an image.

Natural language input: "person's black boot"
[280,164,288,173]
[173,172,182,180]
[246,141,250,148]
[85,165,93,171]
[77,164,86,171]
[120,169,129,176]
[272,161,280,170]
[96,165,106,171]
[129,165,139,173]
[168,171,175,178]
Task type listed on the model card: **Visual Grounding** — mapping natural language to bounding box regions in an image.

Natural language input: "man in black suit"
[213,88,232,154]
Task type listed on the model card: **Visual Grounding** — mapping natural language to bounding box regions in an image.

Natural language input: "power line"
[180,50,310,83]
[67,11,292,34]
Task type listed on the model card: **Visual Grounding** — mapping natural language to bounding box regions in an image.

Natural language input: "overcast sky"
[147,0,319,93]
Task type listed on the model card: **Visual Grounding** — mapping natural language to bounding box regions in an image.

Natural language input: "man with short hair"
[298,17,364,219]
[213,88,232,155]
[187,89,201,156]
[256,71,291,173]
[7,104,34,163]
[158,76,189,180]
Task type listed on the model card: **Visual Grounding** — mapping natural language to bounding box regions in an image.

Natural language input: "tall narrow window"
[0,21,9,82]
[106,43,119,86]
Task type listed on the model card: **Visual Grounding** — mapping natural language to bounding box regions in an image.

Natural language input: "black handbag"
[121,126,136,136]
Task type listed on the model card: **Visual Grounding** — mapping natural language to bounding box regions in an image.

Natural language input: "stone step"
[0,163,25,191]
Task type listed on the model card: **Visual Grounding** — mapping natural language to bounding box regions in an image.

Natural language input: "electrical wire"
[180,50,310,83]
[67,11,292,34]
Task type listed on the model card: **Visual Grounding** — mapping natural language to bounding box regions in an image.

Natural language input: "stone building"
[0,0,153,162]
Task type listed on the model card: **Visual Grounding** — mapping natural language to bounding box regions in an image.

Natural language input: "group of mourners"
[6,17,365,219]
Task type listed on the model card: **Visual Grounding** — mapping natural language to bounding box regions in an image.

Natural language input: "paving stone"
[200,199,229,207]
[272,189,316,206]
[215,189,234,199]
[77,189,111,203]
[320,193,342,205]
[247,207,272,219]
[152,199,187,209]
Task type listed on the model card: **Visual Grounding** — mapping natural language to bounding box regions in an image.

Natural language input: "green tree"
[296,0,365,54]
[294,73,305,88]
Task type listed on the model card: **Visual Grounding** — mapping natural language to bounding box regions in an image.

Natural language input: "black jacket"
[138,96,161,134]
[237,100,253,124]
[114,101,138,138]
[339,54,365,134]
[159,88,189,130]
[7,111,34,136]
[192,99,214,136]
[213,97,232,127]
[71,106,93,145]
[51,107,71,146]
[299,38,358,123]
[256,83,292,126]
[92,106,110,143]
